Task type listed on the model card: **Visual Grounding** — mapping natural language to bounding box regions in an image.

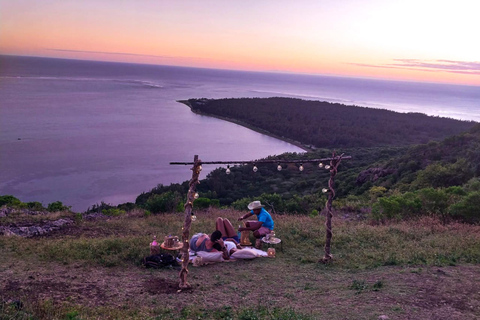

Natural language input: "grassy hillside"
[1,209,480,319]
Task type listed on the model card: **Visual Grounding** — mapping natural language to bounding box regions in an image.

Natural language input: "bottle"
[150,235,160,255]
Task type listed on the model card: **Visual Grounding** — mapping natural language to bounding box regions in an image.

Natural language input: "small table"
[161,242,184,257]
[261,236,283,252]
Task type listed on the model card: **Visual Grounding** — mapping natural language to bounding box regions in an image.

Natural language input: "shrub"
[144,191,182,213]
[193,197,220,209]
[413,159,472,189]
[449,191,480,224]
[85,201,114,213]
[371,192,421,221]
[417,188,449,219]
[26,201,45,211]
[47,201,71,212]
[102,208,126,216]
[0,195,22,207]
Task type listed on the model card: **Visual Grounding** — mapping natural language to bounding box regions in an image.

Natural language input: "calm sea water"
[1,55,479,212]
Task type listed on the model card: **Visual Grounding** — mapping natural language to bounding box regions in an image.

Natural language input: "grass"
[1,209,480,319]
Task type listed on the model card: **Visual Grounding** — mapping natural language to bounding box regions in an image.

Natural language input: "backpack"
[143,253,178,268]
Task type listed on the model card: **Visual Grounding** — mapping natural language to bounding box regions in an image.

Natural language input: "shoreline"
[177,100,311,152]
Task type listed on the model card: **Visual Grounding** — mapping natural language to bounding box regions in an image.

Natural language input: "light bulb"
[194,192,199,199]
[253,165,258,172]
[318,162,324,168]
[277,164,282,171]
[322,188,328,193]
[325,165,331,170]
[226,165,231,175]
[198,165,203,171]
[299,164,304,172]
[191,214,197,222]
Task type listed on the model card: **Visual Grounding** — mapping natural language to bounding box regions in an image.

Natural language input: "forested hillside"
[133,119,480,223]
[182,97,476,148]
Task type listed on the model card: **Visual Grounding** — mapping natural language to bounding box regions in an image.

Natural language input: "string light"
[318,162,324,168]
[226,165,231,175]
[198,165,203,171]
[322,188,328,193]
[253,165,258,172]
[194,192,199,199]
[191,211,197,222]
[299,164,304,172]
[325,165,331,170]
[277,164,282,171]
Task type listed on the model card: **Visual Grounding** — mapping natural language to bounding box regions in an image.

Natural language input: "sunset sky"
[1,0,479,86]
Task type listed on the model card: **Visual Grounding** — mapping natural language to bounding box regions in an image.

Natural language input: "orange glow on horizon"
[1,1,478,87]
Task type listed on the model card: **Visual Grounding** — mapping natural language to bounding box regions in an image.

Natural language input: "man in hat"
[238,200,274,249]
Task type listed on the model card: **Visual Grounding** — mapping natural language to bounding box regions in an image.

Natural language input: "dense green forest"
[181,97,476,149]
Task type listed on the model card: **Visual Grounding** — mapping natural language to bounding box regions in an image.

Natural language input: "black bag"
[143,253,178,268]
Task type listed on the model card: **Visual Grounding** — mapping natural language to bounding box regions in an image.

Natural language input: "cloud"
[47,48,175,59]
[350,59,480,75]
[46,48,217,62]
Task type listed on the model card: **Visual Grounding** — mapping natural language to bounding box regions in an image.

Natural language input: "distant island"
[179,97,477,150]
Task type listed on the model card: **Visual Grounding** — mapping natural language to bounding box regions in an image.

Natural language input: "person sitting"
[238,200,274,249]
[189,230,231,259]
[216,217,241,244]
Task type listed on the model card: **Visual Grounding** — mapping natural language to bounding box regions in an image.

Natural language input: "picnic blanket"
[188,241,267,266]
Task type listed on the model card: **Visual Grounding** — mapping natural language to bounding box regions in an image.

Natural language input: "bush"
[371,192,421,221]
[47,201,71,212]
[144,191,182,213]
[193,197,220,209]
[86,202,110,213]
[26,201,45,211]
[413,159,472,189]
[0,195,22,207]
[102,208,126,216]
[449,191,480,224]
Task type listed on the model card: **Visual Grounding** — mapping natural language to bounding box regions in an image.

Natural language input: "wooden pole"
[178,155,201,289]
[320,152,343,264]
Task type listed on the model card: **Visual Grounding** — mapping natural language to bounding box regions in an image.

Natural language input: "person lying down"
[189,231,267,265]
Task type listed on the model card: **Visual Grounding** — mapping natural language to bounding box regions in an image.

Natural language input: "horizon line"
[1,53,479,88]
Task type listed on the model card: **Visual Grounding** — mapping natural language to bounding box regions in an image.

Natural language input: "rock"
[0,218,74,237]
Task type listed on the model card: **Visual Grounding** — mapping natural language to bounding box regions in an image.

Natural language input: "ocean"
[1,55,479,212]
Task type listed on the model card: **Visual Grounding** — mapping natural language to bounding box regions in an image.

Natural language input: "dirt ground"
[1,257,480,319]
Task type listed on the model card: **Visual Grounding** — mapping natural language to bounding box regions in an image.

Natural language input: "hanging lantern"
[325,165,331,170]
[277,164,282,171]
[299,164,304,172]
[191,211,197,222]
[194,192,199,199]
[253,165,258,172]
[226,165,231,175]
[318,162,324,168]
[322,188,328,193]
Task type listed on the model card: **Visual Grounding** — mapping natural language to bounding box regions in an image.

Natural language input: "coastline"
[177,100,311,152]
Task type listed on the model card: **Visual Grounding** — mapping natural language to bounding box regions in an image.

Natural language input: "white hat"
[247,200,264,210]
